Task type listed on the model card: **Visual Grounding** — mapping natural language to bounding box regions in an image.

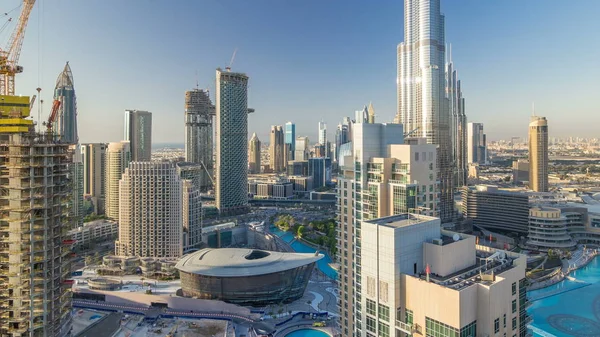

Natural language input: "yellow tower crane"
[0,0,36,96]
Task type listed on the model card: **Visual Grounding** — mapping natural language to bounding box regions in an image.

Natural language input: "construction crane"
[0,0,36,96]
[44,99,61,133]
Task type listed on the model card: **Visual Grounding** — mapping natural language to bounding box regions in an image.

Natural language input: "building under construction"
[184,89,214,191]
[0,96,74,336]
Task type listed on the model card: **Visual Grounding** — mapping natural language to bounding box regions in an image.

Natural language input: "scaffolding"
[0,126,74,337]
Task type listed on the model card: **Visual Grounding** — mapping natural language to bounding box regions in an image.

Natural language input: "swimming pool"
[271,226,338,280]
[528,256,600,336]
[285,328,330,337]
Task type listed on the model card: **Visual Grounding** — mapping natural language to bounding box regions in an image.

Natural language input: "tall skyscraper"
[104,141,131,220]
[318,121,327,145]
[337,123,439,337]
[467,122,487,164]
[53,63,84,227]
[294,136,310,161]
[334,123,349,162]
[270,125,285,173]
[53,62,78,144]
[396,0,453,221]
[116,162,183,258]
[215,68,251,216]
[446,53,468,187]
[124,110,152,161]
[182,179,202,251]
[249,132,261,174]
[0,95,73,336]
[308,157,332,189]
[529,116,549,192]
[81,143,107,213]
[184,89,215,191]
[285,122,296,160]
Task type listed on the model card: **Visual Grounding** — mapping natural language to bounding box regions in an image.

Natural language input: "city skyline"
[8,0,600,144]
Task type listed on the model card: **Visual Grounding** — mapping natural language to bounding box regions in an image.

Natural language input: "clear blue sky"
[4,0,600,144]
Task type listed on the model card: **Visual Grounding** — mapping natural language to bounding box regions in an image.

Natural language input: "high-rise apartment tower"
[104,141,131,220]
[124,110,152,161]
[81,143,107,214]
[215,68,252,216]
[529,116,548,192]
[467,122,487,164]
[249,133,261,174]
[285,122,295,160]
[184,89,215,191]
[396,0,453,221]
[116,162,183,258]
[270,125,285,173]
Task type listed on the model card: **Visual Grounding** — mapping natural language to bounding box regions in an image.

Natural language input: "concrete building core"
[184,89,214,191]
[0,128,74,335]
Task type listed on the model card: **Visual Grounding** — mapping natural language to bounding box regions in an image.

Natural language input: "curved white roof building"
[176,248,323,305]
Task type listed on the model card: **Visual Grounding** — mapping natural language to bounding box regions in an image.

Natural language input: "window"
[366,316,376,333]
[512,317,517,330]
[378,304,390,321]
[415,152,419,161]
[366,299,376,316]
[512,299,517,313]
[494,318,500,333]
[512,282,517,295]
[503,314,506,328]
[378,322,390,337]
[460,321,477,337]
[406,309,413,325]
[426,317,458,337]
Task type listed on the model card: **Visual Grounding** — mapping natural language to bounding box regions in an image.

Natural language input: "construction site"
[0,1,76,336]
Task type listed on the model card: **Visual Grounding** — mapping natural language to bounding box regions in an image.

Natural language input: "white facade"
[116,162,183,258]
[249,132,261,174]
[360,214,529,337]
[396,0,453,222]
[318,121,327,145]
[68,220,119,247]
[295,136,310,161]
[215,68,250,216]
[104,141,131,220]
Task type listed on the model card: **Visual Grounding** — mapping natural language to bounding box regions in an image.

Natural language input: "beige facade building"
[528,116,548,192]
[104,141,131,220]
[269,125,285,173]
[116,162,183,258]
[81,143,107,213]
[182,180,202,252]
[249,132,261,174]
[361,214,530,337]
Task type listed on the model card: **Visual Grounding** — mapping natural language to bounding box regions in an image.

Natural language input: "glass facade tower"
[396,0,453,221]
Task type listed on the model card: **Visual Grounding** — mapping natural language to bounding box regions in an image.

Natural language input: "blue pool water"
[528,256,600,336]
[285,329,330,337]
[271,226,338,280]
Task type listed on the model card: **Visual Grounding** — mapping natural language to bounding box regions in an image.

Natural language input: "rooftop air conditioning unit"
[432,238,443,245]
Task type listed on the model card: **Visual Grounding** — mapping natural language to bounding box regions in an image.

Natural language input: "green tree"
[297,225,306,238]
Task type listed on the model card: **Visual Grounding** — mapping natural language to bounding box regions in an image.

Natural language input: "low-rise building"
[68,220,118,248]
[527,207,577,250]
[248,178,294,199]
[462,185,530,234]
